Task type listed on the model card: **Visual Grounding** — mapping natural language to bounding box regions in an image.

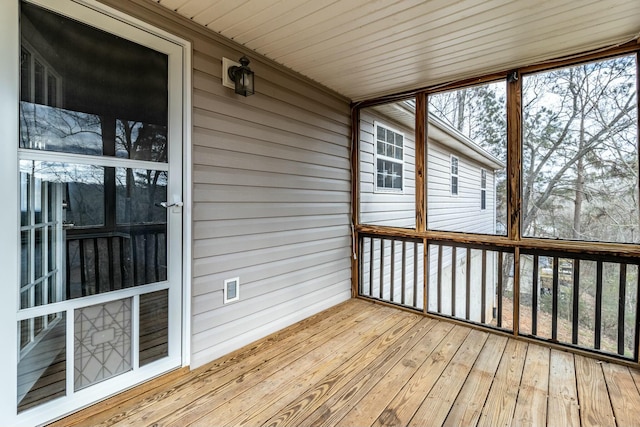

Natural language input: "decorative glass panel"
[74,299,132,391]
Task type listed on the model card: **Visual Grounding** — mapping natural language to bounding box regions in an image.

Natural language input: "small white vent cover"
[224,277,240,304]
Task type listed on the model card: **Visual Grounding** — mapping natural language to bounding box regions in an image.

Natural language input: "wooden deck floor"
[50,299,640,427]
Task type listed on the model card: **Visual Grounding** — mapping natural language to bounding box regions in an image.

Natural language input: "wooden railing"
[357,231,640,363]
[65,223,167,298]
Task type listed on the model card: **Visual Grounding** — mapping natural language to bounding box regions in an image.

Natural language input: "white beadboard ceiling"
[156,0,640,101]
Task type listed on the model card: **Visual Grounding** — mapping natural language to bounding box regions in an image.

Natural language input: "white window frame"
[450,155,459,196]
[374,121,404,193]
[480,168,487,210]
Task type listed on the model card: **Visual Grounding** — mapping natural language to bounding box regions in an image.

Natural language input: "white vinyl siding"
[96,0,353,369]
[360,111,416,228]
[427,142,496,235]
[190,63,351,365]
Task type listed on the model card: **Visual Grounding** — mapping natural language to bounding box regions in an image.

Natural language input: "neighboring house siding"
[359,110,497,322]
[427,141,496,234]
[359,110,416,228]
[100,0,352,368]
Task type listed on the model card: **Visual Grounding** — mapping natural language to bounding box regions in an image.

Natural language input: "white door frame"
[0,1,192,425]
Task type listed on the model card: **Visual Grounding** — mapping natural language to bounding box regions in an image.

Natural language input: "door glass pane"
[19,1,168,162]
[17,312,66,413]
[139,290,169,366]
[21,160,168,300]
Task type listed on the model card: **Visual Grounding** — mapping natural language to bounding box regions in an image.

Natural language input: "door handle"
[160,201,183,208]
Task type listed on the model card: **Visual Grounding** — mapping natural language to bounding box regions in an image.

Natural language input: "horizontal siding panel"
[193,215,347,239]
[193,110,348,158]
[193,202,350,221]
[193,129,349,170]
[193,225,347,258]
[193,236,350,278]
[192,267,351,327]
[192,146,350,181]
[194,184,349,204]
[192,247,349,297]
[194,165,348,191]
[194,90,346,146]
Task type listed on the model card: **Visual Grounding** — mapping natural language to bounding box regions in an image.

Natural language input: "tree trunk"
[573,155,584,239]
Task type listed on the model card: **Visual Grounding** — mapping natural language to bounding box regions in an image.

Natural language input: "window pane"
[359,99,415,228]
[428,82,507,235]
[522,55,638,243]
[20,1,168,161]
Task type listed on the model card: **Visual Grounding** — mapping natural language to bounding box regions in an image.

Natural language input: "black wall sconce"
[224,56,255,97]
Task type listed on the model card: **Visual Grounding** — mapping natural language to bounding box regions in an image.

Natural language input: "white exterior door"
[0,1,189,425]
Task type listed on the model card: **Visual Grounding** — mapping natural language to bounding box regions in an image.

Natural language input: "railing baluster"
[595,261,603,350]
[79,239,87,296]
[437,245,443,313]
[119,236,127,288]
[379,239,385,299]
[108,235,115,291]
[451,246,457,317]
[390,240,395,303]
[635,269,640,363]
[618,263,627,355]
[481,249,486,324]
[413,242,418,308]
[132,233,139,286]
[65,240,71,299]
[552,257,559,341]
[532,255,539,336]
[401,241,406,305]
[93,238,100,293]
[369,237,374,297]
[465,247,471,320]
[154,232,160,282]
[572,259,580,345]
[497,251,503,328]
[358,237,364,296]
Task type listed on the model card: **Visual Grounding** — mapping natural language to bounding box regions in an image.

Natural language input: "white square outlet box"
[224,277,240,303]
[222,57,240,90]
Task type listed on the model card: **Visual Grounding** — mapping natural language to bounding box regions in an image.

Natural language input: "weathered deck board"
[48,300,640,427]
[546,350,580,427]
[371,325,471,426]
[328,320,453,427]
[511,344,550,427]
[442,334,508,427]
[575,354,616,427]
[408,329,488,426]
[476,338,528,427]
[602,361,640,427]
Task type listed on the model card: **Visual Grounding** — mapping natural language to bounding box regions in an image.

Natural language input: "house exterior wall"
[359,110,417,228]
[359,110,497,321]
[426,141,496,234]
[98,0,352,368]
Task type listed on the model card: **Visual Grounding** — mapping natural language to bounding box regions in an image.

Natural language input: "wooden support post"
[513,247,520,336]
[415,92,427,232]
[350,105,361,298]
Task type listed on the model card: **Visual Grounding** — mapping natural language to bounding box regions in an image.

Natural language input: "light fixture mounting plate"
[222,57,240,89]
